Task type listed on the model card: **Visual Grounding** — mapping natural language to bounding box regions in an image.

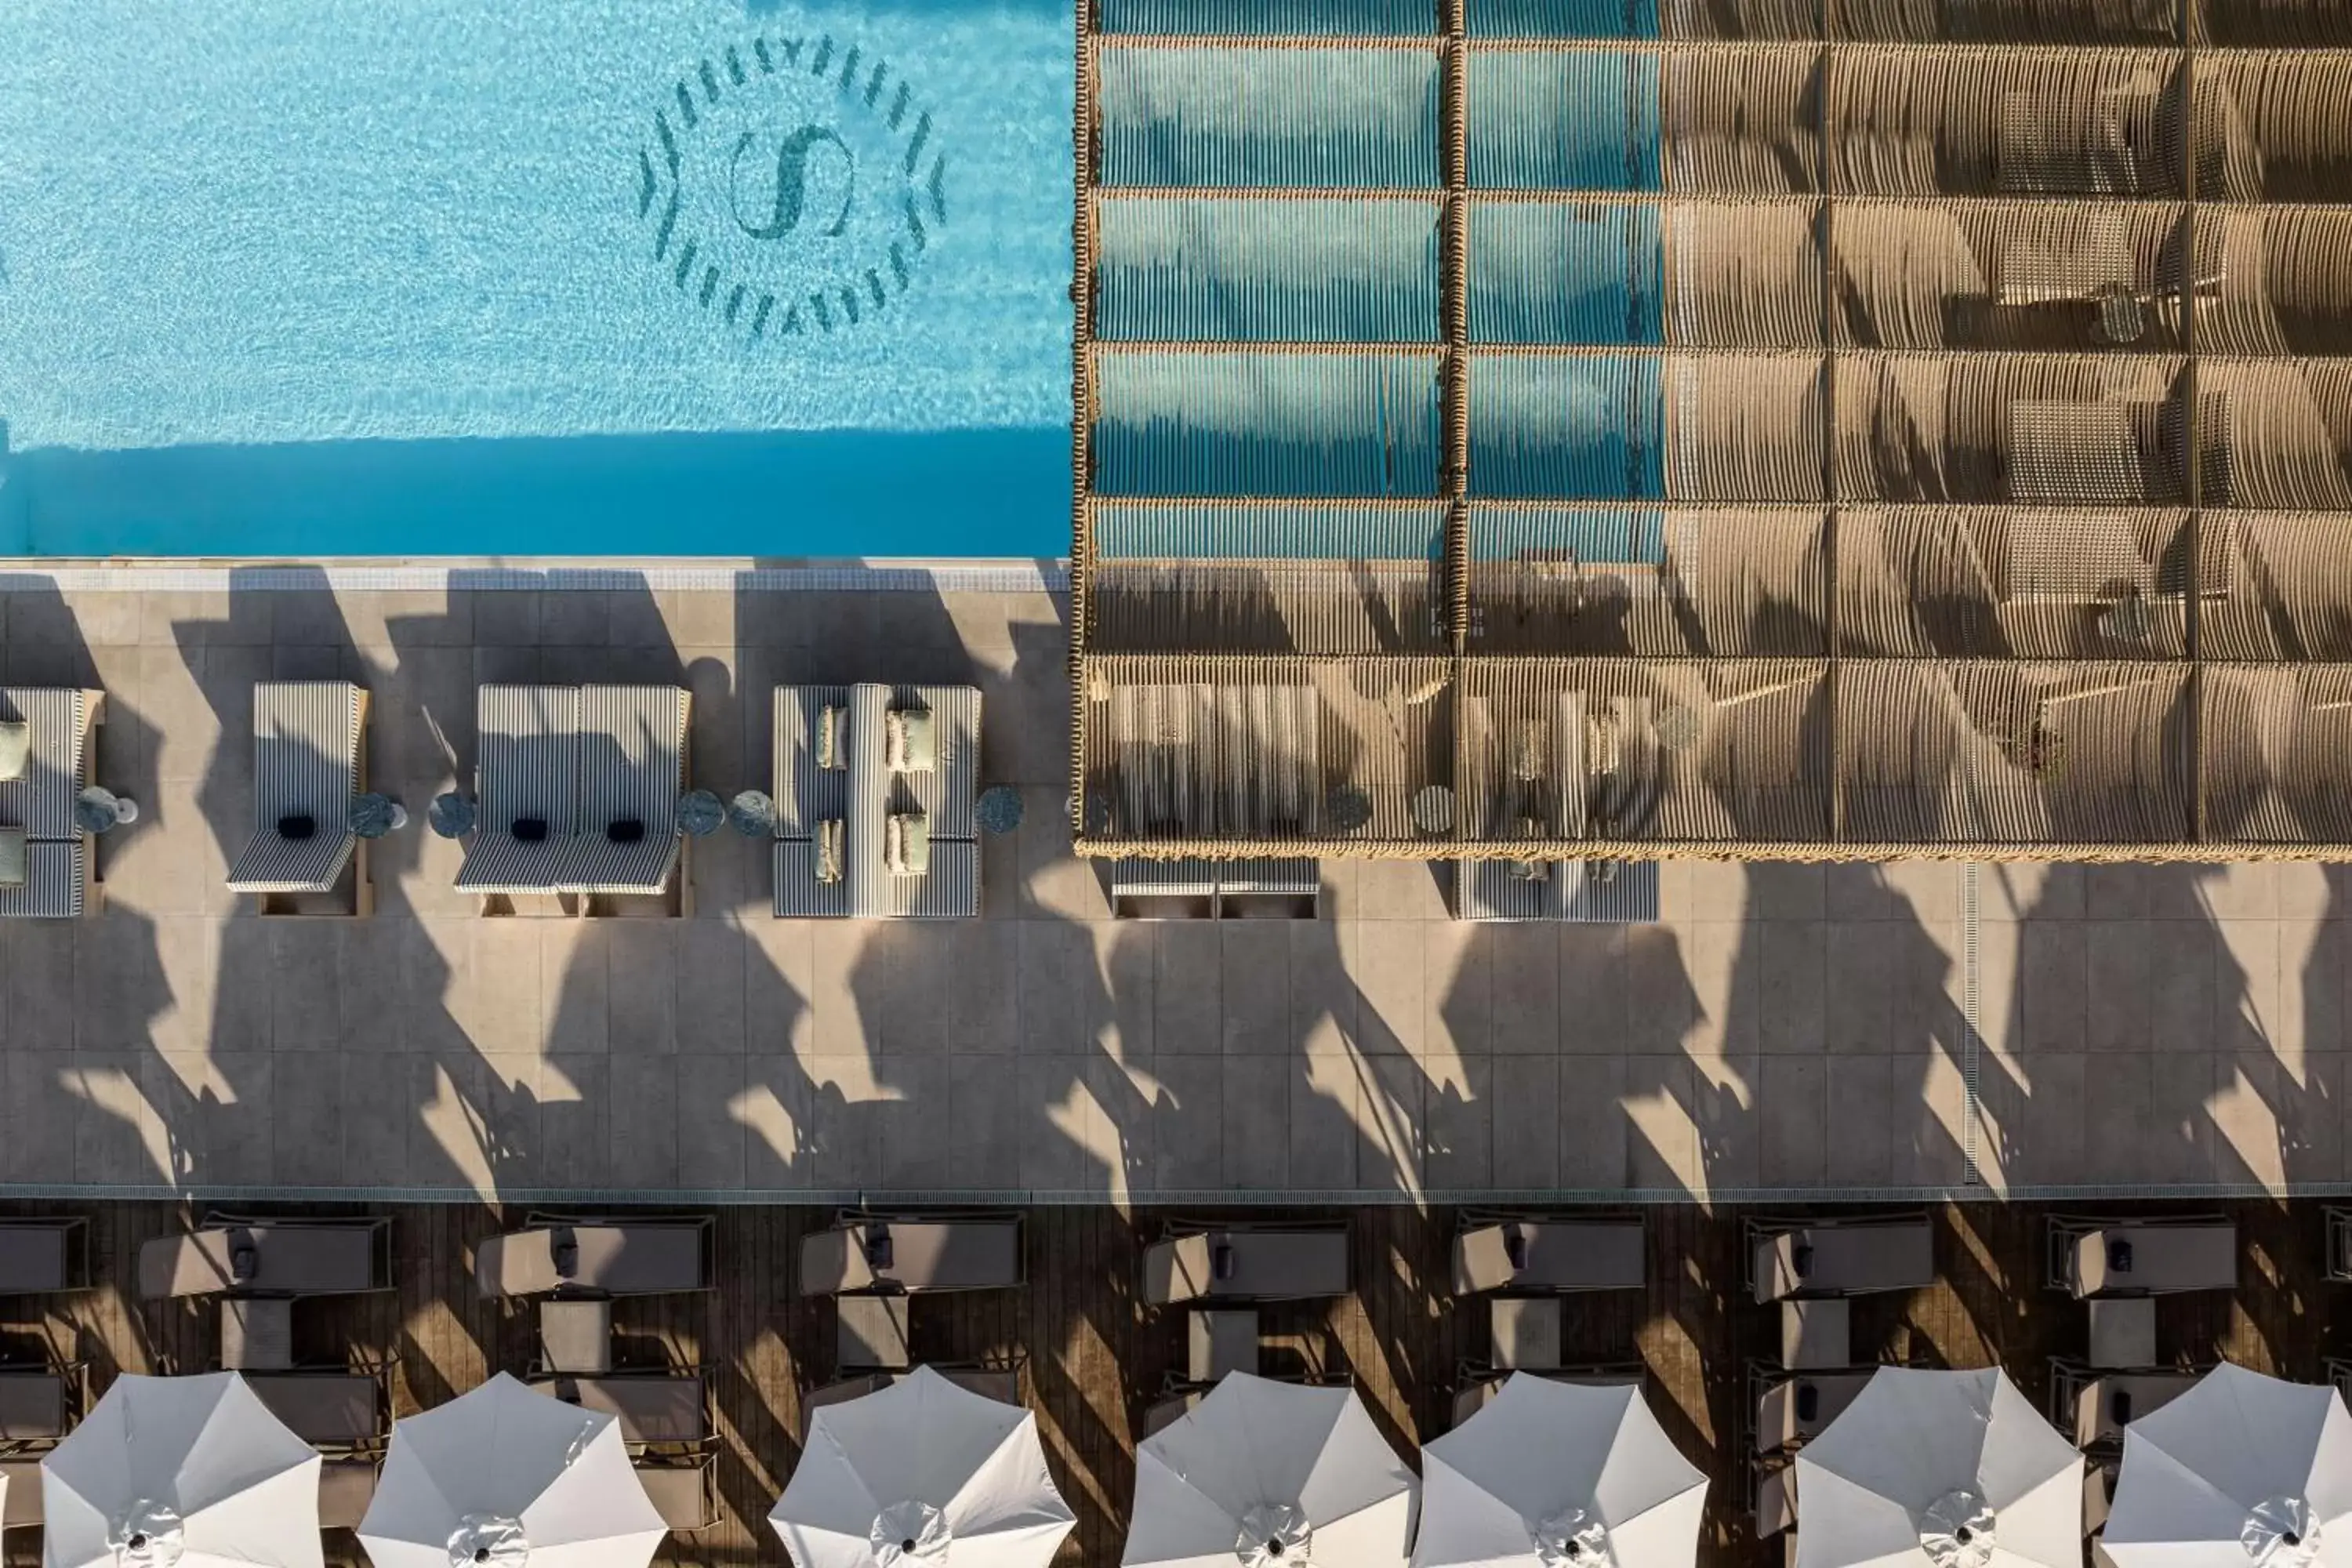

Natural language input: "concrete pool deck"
[0,566,2347,1203]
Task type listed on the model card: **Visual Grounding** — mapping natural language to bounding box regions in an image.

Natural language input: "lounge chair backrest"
[1144,1235,1214,1305]
[0,1221,81,1293]
[637,1459,717,1532]
[0,690,90,840]
[0,1371,68,1441]
[2,1458,45,1528]
[474,1232,564,1298]
[478,686,580,835]
[799,1227,877,1295]
[253,683,361,829]
[318,1461,380,1532]
[2074,1373,2197,1445]
[577,687,686,836]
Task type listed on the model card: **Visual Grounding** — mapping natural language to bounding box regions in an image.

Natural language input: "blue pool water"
[0,0,1074,557]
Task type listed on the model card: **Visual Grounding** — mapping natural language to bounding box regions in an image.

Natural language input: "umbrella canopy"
[1414,1374,1706,1568]
[1125,1372,1418,1568]
[2105,1363,2352,1568]
[1795,1367,2081,1568]
[770,1364,1074,1568]
[42,1370,322,1568]
[358,1372,665,1568]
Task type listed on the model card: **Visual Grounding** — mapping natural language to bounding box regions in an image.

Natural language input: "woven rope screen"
[1073,0,2352,859]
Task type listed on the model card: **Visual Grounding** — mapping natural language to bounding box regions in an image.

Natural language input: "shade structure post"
[358,1372,665,1568]
[1414,1374,1706,1568]
[768,1364,1075,1568]
[2104,1363,2352,1568]
[1124,1371,1419,1568]
[1794,1367,2082,1568]
[40,1370,323,1568]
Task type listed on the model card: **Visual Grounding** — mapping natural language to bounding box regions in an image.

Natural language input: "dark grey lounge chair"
[2050,1218,2237,1298]
[635,1454,717,1532]
[797,1215,1023,1295]
[2,1458,43,1530]
[474,1217,715,1298]
[0,1218,90,1294]
[798,1366,1020,1442]
[243,1371,387,1455]
[1450,1368,1642,1429]
[1753,1368,1871,1452]
[1142,1225,1349,1305]
[318,1461,380,1532]
[1748,1214,1934,1302]
[1453,1216,1643,1294]
[1143,1389,1202,1436]
[0,1365,76,1444]
[2048,1361,2200,1448]
[1755,1457,1797,1537]
[532,1374,710,1450]
[138,1217,394,1299]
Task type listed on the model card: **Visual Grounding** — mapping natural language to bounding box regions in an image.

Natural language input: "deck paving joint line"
[1962,860,1982,1187]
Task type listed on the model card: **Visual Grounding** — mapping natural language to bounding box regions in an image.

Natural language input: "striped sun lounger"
[573,685,689,895]
[227,682,368,898]
[456,685,582,894]
[0,688,103,920]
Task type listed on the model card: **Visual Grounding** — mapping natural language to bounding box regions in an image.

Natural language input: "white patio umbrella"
[358,1371,665,1568]
[41,1370,321,1568]
[2104,1363,2352,1568]
[1414,1374,1706,1568]
[769,1364,1075,1568]
[1124,1372,1418,1568]
[1795,1367,2082,1568]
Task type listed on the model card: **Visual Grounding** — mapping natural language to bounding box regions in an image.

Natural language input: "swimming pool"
[0,0,1075,557]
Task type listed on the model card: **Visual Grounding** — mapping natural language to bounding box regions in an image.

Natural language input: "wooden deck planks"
[5,1199,2350,1568]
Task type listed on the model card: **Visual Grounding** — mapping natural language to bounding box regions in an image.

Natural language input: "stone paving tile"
[0,581,2343,1200]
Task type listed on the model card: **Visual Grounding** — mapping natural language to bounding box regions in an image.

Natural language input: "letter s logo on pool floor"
[637,26,948,344]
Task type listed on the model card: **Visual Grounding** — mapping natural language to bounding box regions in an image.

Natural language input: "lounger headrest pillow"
[0,720,29,782]
[552,1232,579,1277]
[278,814,318,840]
[2107,1239,2134,1274]
[514,817,550,843]
[862,1229,894,1269]
[607,818,645,844]
[1211,1240,1237,1281]
[2110,1390,2132,1425]
[1793,1383,1820,1422]
[1504,1230,1530,1271]
[1791,1243,1815,1279]
[230,1243,260,1283]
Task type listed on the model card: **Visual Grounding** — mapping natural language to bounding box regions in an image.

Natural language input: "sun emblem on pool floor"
[637,28,949,343]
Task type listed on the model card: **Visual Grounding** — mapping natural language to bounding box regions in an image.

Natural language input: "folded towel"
[514,817,550,843]
[278,814,318,841]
